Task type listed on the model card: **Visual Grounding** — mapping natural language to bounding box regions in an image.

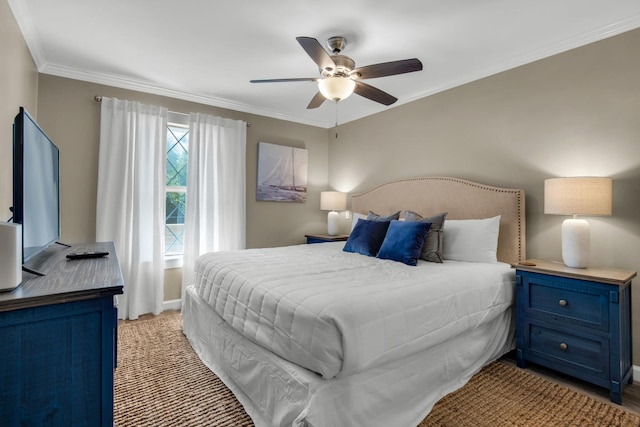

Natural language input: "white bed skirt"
[182,284,515,427]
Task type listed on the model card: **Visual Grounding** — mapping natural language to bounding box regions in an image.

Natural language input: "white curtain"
[181,113,246,298]
[96,97,167,320]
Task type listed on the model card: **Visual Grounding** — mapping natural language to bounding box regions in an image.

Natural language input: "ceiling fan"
[250,36,423,109]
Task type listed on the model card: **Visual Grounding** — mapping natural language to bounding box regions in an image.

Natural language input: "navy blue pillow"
[377,220,432,266]
[343,219,391,257]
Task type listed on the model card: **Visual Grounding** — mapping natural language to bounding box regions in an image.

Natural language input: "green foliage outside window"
[166,125,188,254]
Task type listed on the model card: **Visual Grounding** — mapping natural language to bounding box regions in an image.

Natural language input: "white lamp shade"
[318,77,356,102]
[544,177,612,216]
[320,191,347,211]
[544,177,612,269]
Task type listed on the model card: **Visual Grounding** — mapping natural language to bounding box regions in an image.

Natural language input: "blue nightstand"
[515,259,635,404]
[305,234,349,244]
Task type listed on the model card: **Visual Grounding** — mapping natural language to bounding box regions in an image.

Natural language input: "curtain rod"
[93,95,250,127]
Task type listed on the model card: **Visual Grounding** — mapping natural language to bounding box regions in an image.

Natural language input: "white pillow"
[351,212,367,231]
[442,215,501,263]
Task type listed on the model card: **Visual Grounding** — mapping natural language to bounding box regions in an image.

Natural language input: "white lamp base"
[327,211,339,236]
[562,218,590,268]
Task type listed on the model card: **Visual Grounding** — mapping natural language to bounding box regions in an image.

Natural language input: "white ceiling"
[9,0,640,128]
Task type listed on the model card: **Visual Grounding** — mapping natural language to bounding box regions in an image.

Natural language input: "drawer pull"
[559,299,568,307]
[559,342,568,351]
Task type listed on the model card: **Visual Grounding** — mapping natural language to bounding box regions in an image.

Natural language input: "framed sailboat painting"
[257,142,308,202]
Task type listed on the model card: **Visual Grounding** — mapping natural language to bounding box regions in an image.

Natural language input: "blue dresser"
[515,259,635,404]
[0,242,123,426]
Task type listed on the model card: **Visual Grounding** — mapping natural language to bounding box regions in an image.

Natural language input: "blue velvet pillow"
[343,219,391,257]
[377,220,432,266]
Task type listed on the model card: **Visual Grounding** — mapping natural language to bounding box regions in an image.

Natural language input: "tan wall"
[163,267,183,302]
[330,29,640,362]
[35,75,329,301]
[7,0,640,362]
[0,0,38,220]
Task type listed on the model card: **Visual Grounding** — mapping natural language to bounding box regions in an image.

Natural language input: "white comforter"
[193,242,515,379]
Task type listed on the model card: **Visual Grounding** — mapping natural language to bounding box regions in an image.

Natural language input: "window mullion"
[165,121,189,258]
[166,186,187,193]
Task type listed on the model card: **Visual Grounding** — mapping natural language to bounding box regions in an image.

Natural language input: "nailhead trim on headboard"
[350,176,526,264]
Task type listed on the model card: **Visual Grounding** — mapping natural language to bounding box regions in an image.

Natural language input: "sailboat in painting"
[257,142,308,202]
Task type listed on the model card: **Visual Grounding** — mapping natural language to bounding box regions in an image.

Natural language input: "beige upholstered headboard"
[351,177,526,264]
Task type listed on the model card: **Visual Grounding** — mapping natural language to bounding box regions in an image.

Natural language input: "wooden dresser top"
[0,241,123,312]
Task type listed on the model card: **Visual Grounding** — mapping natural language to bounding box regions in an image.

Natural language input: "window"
[165,113,189,258]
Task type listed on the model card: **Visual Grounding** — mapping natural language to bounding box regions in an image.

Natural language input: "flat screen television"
[12,107,61,265]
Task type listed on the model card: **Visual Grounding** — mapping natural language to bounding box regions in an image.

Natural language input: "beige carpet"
[115,311,640,427]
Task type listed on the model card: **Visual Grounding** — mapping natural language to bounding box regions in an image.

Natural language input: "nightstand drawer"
[525,275,609,332]
[527,323,609,380]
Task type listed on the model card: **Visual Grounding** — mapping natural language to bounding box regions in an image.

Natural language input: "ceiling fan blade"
[354,81,398,106]
[250,77,318,83]
[296,36,335,72]
[306,91,326,109]
[351,58,423,79]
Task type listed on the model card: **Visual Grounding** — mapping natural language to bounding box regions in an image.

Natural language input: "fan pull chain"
[335,102,339,139]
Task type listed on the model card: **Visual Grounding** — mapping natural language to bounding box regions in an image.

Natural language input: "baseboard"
[634,365,640,384]
[163,299,182,311]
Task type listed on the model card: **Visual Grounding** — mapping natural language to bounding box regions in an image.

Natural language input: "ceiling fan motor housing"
[322,55,355,77]
[326,36,347,54]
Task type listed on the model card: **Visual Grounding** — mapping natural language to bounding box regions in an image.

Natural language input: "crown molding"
[8,0,47,68]
[402,14,640,106]
[39,63,332,128]
[9,0,640,129]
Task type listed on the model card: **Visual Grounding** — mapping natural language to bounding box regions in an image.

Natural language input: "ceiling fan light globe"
[318,77,356,102]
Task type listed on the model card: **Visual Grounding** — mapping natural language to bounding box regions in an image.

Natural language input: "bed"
[182,176,526,427]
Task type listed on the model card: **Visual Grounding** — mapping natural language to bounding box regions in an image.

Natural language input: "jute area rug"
[115,311,640,427]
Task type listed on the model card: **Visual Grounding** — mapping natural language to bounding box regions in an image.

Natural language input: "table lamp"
[544,177,612,268]
[320,191,347,236]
